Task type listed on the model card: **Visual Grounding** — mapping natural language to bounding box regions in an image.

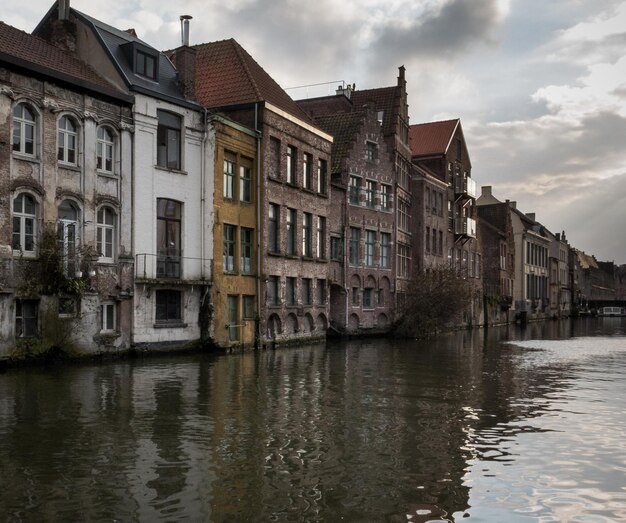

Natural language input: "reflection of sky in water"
[459,336,626,522]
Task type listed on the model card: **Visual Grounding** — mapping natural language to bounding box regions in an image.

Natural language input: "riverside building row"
[0,2,622,356]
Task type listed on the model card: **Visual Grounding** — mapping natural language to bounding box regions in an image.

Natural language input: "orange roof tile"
[191,39,313,124]
[409,119,459,157]
[0,21,126,100]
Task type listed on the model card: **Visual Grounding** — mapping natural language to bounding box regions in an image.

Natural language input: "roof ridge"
[230,38,263,102]
[411,118,460,127]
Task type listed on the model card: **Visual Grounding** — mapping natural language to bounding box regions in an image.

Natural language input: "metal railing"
[135,253,212,281]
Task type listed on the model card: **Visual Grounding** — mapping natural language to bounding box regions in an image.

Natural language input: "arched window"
[97,127,115,173]
[58,200,80,275]
[58,115,78,164]
[13,103,37,156]
[97,207,116,262]
[12,193,37,256]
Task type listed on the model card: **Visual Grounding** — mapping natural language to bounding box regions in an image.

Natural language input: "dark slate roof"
[314,112,364,174]
[0,21,129,102]
[351,86,398,136]
[71,9,195,107]
[191,39,315,124]
[409,119,459,157]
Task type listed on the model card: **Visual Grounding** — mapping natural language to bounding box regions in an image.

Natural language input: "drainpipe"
[254,102,262,349]
[343,190,348,329]
[201,107,207,280]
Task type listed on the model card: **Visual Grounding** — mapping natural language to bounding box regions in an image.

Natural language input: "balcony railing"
[454,217,476,238]
[454,173,477,199]
[135,253,211,282]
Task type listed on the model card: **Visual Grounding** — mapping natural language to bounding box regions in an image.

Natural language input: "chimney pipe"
[58,0,70,21]
[180,15,192,46]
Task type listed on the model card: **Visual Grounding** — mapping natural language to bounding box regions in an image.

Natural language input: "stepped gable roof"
[191,39,314,124]
[351,86,397,135]
[314,111,364,173]
[0,21,128,101]
[409,118,459,157]
[575,250,599,270]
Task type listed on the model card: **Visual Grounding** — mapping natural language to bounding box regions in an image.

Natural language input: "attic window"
[136,50,157,79]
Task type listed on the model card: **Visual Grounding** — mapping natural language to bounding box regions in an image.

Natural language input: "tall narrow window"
[240,159,252,203]
[317,159,327,194]
[349,227,360,265]
[302,213,312,257]
[157,110,181,170]
[12,193,36,256]
[365,141,377,161]
[438,231,443,255]
[432,229,437,257]
[223,152,236,199]
[96,207,116,262]
[13,103,36,156]
[286,145,296,184]
[316,279,326,305]
[227,295,239,341]
[380,232,390,268]
[286,277,296,305]
[58,115,77,164]
[57,200,79,276]
[243,295,255,319]
[365,230,375,267]
[426,226,431,253]
[97,127,114,173]
[223,224,236,273]
[363,288,373,309]
[380,184,391,210]
[331,236,343,261]
[286,208,296,255]
[240,227,253,274]
[267,276,279,305]
[349,176,360,204]
[365,180,375,207]
[101,302,116,332]
[316,216,326,259]
[156,199,181,278]
[303,153,312,189]
[302,278,311,305]
[268,204,279,253]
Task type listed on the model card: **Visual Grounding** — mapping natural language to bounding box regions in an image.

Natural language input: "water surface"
[0,318,625,521]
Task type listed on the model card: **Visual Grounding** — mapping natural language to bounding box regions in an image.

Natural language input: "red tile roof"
[191,39,313,124]
[0,21,126,99]
[409,119,459,157]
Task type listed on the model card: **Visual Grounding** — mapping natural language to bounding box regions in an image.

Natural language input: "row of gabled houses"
[0,2,623,357]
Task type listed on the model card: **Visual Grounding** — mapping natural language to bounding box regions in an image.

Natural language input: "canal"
[0,318,625,521]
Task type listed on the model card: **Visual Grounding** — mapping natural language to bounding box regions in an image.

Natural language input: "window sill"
[153,322,188,329]
[301,256,315,262]
[12,153,40,164]
[302,187,315,194]
[58,163,81,172]
[268,251,282,257]
[315,258,328,264]
[97,170,119,179]
[154,165,187,175]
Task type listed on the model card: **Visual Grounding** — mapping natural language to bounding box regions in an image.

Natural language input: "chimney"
[335,83,352,99]
[507,200,517,209]
[397,65,406,87]
[171,16,196,100]
[180,15,192,46]
[58,0,70,20]
[481,185,492,197]
[526,212,536,222]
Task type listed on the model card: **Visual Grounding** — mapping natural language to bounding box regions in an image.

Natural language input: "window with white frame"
[12,193,37,256]
[349,176,360,204]
[240,159,252,203]
[224,152,236,199]
[58,115,78,165]
[240,227,253,274]
[268,203,279,253]
[223,224,236,273]
[302,213,312,257]
[316,216,326,259]
[317,159,327,194]
[286,145,296,184]
[13,103,37,157]
[303,152,312,190]
[97,127,115,173]
[101,301,116,332]
[96,207,116,262]
[380,184,391,210]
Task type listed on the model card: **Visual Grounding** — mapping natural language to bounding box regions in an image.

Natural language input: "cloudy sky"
[6,0,626,262]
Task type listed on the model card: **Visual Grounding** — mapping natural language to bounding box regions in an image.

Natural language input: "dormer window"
[136,50,157,79]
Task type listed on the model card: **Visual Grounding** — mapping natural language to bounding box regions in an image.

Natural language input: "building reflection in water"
[0,318,623,520]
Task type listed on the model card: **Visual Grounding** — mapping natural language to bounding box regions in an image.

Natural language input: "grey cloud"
[549,32,626,64]
[369,0,504,69]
